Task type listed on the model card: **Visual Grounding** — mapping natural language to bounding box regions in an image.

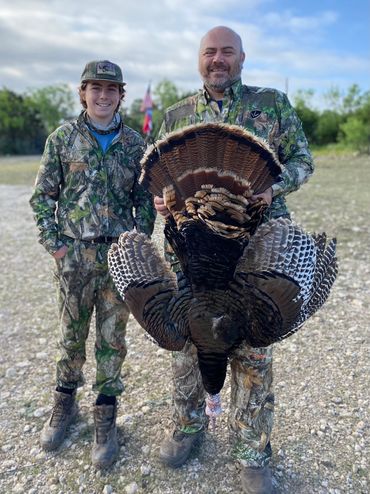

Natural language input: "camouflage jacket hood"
[30,111,156,254]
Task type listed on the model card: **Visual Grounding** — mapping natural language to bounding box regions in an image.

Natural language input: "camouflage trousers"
[171,339,274,467]
[53,237,130,396]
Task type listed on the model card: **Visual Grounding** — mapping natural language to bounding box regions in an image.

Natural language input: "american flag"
[141,84,153,135]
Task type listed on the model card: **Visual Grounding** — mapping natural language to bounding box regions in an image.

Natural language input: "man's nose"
[212,51,225,63]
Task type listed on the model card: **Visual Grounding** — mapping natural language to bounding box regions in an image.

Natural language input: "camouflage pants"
[171,339,274,467]
[53,237,130,396]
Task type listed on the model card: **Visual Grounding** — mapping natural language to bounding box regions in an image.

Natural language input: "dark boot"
[91,403,119,469]
[40,390,78,451]
[241,466,273,494]
[159,429,204,468]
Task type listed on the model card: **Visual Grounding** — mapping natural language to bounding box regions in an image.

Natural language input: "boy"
[30,60,156,469]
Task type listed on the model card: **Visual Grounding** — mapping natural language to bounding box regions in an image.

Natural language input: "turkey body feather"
[108,123,338,396]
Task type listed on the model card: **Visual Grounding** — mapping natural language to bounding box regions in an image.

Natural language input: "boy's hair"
[78,82,126,112]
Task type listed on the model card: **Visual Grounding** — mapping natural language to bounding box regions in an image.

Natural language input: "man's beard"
[204,74,241,92]
[203,63,242,93]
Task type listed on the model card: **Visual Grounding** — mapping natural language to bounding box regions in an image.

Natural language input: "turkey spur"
[108,123,338,396]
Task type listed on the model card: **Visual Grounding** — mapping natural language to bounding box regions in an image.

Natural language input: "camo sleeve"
[29,132,64,255]
[272,92,314,198]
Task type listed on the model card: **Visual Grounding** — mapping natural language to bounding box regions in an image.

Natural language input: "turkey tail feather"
[140,123,282,201]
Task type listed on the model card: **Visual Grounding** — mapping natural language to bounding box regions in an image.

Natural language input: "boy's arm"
[29,133,65,255]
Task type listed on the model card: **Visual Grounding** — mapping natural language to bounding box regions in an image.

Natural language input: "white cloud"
[0,0,368,112]
[264,10,338,33]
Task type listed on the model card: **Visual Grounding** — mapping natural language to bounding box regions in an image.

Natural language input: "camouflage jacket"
[159,79,314,269]
[30,111,156,255]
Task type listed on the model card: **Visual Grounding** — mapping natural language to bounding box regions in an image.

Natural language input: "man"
[30,60,156,469]
[154,26,314,493]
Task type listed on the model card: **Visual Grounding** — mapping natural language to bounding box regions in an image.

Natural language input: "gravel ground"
[0,181,369,494]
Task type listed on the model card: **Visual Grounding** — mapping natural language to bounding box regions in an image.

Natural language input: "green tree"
[26,84,76,134]
[340,91,370,153]
[324,84,364,115]
[151,79,195,137]
[342,84,364,114]
[340,117,370,153]
[315,110,343,146]
[292,89,319,145]
[293,85,369,150]
[323,86,343,114]
[0,88,47,155]
[120,98,144,134]
[153,79,183,112]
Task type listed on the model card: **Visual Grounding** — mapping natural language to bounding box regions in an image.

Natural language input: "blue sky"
[257,0,369,56]
[0,0,368,109]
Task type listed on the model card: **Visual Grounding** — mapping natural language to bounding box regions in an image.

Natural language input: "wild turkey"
[108,123,338,418]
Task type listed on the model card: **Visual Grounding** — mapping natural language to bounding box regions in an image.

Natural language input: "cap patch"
[96,61,117,77]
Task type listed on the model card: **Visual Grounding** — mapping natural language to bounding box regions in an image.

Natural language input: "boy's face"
[82,80,121,124]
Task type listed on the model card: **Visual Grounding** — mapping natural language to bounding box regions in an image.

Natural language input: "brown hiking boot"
[91,403,119,469]
[159,429,204,468]
[241,466,273,494]
[40,390,78,451]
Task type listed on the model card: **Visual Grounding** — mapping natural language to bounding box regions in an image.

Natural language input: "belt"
[88,236,119,244]
[60,234,119,245]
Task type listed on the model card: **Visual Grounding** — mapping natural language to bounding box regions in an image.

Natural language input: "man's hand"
[53,245,68,259]
[250,187,273,206]
[154,196,171,218]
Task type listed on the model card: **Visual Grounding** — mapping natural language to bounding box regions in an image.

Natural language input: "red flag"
[141,85,153,135]
[142,109,153,135]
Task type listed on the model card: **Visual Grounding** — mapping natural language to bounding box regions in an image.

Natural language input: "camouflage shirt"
[159,79,314,269]
[30,111,156,254]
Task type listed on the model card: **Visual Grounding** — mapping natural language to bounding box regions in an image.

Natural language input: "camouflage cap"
[80,60,126,86]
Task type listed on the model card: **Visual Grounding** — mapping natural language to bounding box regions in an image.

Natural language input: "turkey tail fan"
[140,123,283,206]
[108,231,189,351]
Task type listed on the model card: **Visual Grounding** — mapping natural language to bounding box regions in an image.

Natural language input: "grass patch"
[0,155,41,185]
[287,153,370,258]
[310,143,357,156]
